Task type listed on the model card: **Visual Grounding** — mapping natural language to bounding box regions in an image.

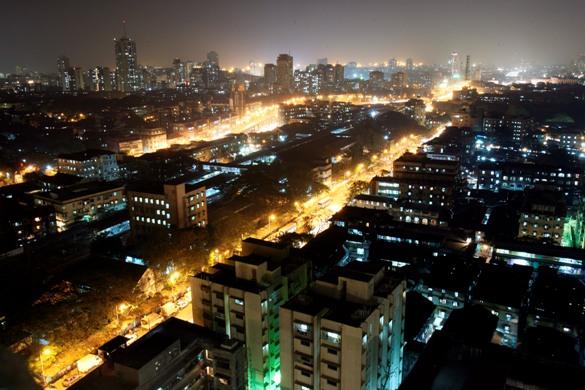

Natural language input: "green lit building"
[191,238,310,389]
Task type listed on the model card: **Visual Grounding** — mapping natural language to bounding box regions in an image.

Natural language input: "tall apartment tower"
[264,63,277,92]
[191,238,310,390]
[57,56,70,91]
[276,54,294,92]
[114,25,139,92]
[230,82,246,115]
[464,55,471,81]
[280,261,406,390]
[450,51,460,79]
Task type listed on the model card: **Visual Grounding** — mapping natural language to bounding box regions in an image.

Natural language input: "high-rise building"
[57,56,70,91]
[114,31,140,92]
[406,58,414,71]
[280,261,406,390]
[73,66,84,91]
[369,70,385,90]
[264,63,277,92]
[334,64,345,84]
[388,58,398,70]
[276,54,294,92]
[464,55,471,81]
[203,58,220,90]
[230,82,246,115]
[191,238,310,390]
[576,54,585,73]
[317,57,328,65]
[207,51,219,66]
[391,71,406,90]
[173,58,188,86]
[450,51,460,79]
[88,66,112,92]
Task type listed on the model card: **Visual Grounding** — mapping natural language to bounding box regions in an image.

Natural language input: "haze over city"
[1,1,585,390]
[2,0,585,72]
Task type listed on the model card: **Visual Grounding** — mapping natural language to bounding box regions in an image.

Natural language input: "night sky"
[2,0,584,73]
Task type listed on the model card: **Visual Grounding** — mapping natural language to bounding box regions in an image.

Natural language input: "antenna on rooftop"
[122,19,127,37]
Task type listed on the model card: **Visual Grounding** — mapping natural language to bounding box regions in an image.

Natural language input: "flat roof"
[58,149,114,161]
[34,181,124,203]
[473,263,533,309]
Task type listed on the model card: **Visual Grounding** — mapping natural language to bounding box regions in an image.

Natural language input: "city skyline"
[2,0,585,73]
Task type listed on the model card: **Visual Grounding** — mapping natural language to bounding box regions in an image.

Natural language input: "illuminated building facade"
[88,66,112,92]
[33,181,125,232]
[518,189,567,246]
[127,177,207,235]
[191,238,309,389]
[475,161,582,194]
[403,99,426,126]
[279,261,406,390]
[57,149,119,181]
[114,34,140,92]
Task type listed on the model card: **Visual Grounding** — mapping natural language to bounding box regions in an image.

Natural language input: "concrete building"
[33,181,125,232]
[264,63,277,92]
[71,317,246,390]
[280,261,406,390]
[371,153,459,209]
[403,99,426,126]
[114,32,140,92]
[518,189,567,245]
[191,238,310,389]
[57,149,119,181]
[277,54,294,92]
[472,263,533,348]
[127,175,207,235]
[140,127,168,154]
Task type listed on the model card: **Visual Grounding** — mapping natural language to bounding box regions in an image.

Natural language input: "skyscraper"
[334,64,345,84]
[276,54,294,92]
[406,57,414,71]
[203,51,220,90]
[450,51,460,79]
[57,56,70,89]
[388,58,398,70]
[264,63,277,84]
[88,66,112,92]
[230,82,246,116]
[317,57,328,65]
[114,28,139,92]
[207,51,219,66]
[465,55,471,81]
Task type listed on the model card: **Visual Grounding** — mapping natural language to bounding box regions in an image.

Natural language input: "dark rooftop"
[34,181,124,203]
[58,149,114,161]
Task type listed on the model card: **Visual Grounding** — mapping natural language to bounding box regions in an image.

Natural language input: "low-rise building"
[71,317,246,390]
[32,181,125,232]
[471,263,533,348]
[57,149,119,181]
[127,175,208,235]
[518,189,566,245]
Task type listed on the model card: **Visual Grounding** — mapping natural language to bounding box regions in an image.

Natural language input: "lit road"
[37,86,460,387]
[259,124,448,243]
